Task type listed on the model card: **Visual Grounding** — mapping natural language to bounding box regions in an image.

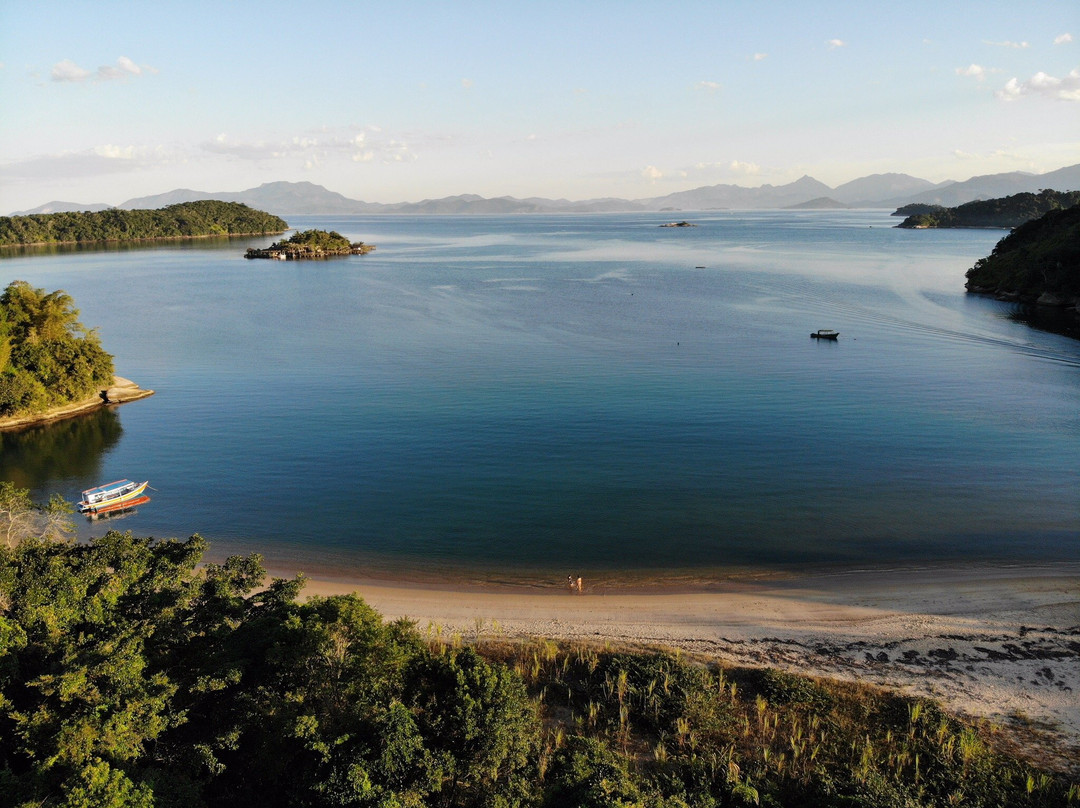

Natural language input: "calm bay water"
[2,211,1078,582]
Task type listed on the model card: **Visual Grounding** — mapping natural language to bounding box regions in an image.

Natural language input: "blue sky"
[1,0,1077,211]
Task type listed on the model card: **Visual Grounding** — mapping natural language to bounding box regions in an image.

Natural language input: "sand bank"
[0,375,153,432]
[299,562,1080,771]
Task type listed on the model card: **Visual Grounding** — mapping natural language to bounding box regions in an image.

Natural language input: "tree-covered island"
[245,228,375,259]
[966,203,1080,309]
[0,498,1076,807]
[896,190,1080,229]
[0,201,287,247]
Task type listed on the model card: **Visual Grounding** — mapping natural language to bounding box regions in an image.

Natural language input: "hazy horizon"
[1,1,1077,213]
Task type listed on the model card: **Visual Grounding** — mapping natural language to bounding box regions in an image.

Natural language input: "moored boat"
[810,329,839,340]
[78,479,149,514]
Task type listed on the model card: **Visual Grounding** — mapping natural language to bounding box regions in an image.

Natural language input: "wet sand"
[297,562,1080,771]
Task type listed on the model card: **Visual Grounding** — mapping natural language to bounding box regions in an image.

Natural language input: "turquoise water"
[2,211,1078,581]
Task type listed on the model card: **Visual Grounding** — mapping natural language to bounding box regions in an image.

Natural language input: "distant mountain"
[13,162,1080,217]
[830,173,942,206]
[12,201,113,215]
[119,181,373,214]
[894,165,1080,208]
[641,175,833,211]
[785,197,849,210]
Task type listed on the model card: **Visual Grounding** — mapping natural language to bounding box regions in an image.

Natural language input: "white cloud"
[695,80,721,92]
[752,53,768,61]
[51,59,91,82]
[51,56,155,83]
[996,69,1080,101]
[1055,33,1073,45]
[984,40,1028,49]
[95,144,138,160]
[827,39,845,50]
[461,78,474,89]
[729,160,760,176]
[956,64,987,80]
[0,145,174,180]
[641,165,663,181]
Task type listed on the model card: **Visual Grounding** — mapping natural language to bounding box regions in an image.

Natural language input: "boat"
[78,479,149,514]
[810,329,839,340]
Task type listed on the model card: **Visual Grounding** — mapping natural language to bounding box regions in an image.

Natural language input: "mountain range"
[12,163,1080,217]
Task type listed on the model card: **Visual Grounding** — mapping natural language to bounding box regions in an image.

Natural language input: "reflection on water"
[0,408,123,491]
[0,233,275,258]
[1011,304,1080,341]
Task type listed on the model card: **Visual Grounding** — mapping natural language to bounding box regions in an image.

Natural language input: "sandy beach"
[299,562,1080,772]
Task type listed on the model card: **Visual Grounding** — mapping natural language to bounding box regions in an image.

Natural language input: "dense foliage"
[965,204,1080,299]
[0,202,287,246]
[0,282,114,417]
[245,229,370,259]
[897,190,1080,229]
[0,493,1074,807]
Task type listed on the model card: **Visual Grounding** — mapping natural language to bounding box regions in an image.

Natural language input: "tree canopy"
[965,204,1080,300]
[245,229,372,259]
[897,190,1080,229]
[0,488,1075,807]
[0,281,115,417]
[0,202,287,247]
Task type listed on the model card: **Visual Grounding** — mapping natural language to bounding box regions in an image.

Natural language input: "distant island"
[896,190,1080,229]
[245,229,374,259]
[659,221,696,228]
[0,201,287,247]
[965,203,1080,311]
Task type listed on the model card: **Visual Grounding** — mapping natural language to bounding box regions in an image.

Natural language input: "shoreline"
[0,375,153,432]
[292,560,1080,770]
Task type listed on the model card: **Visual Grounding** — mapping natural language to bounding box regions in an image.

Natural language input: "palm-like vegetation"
[0,282,114,417]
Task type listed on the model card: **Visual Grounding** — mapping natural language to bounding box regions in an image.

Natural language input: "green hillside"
[965,204,1080,301]
[0,201,287,246]
[897,190,1080,229]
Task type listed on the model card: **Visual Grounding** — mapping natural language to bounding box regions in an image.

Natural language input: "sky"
[0,0,1078,212]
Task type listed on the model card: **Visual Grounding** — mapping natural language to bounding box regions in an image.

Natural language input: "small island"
[896,190,1080,229]
[0,281,152,430]
[659,220,696,228]
[0,201,287,247]
[245,228,375,259]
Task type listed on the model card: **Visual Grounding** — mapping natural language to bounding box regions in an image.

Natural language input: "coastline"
[0,375,153,432]
[293,561,1080,771]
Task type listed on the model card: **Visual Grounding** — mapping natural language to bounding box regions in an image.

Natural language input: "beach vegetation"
[0,201,288,246]
[0,499,1076,806]
[0,281,114,417]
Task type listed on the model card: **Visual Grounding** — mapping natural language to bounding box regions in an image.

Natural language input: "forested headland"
[896,190,1080,229]
[0,487,1076,807]
[0,282,114,418]
[0,201,287,247]
[965,204,1080,306]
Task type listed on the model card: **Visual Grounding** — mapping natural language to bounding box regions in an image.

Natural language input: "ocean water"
[2,211,1078,582]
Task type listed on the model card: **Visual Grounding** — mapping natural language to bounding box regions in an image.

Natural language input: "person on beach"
[568,575,575,590]
[576,576,583,593]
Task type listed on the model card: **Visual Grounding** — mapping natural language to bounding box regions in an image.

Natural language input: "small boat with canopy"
[78,479,150,515]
